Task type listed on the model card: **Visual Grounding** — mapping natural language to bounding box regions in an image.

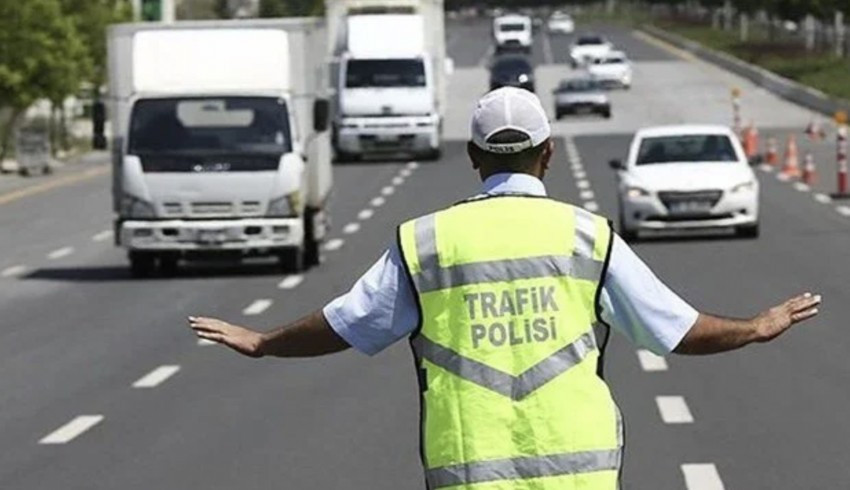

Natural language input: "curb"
[640,24,850,118]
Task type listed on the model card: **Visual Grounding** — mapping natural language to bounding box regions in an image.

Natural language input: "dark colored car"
[553,78,611,119]
[489,55,535,93]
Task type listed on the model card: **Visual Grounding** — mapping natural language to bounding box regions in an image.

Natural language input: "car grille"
[658,190,723,213]
[191,202,234,215]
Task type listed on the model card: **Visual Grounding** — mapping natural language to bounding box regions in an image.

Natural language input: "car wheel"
[618,211,638,242]
[737,223,760,239]
[334,151,360,163]
[602,109,612,119]
[129,252,156,279]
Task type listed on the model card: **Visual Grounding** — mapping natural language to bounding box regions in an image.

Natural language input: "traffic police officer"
[190,87,821,489]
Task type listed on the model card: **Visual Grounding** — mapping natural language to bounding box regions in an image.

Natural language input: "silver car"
[553,78,611,119]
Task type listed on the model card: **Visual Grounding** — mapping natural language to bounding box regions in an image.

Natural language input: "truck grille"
[191,202,233,215]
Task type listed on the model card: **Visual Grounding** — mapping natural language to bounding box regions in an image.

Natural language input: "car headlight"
[626,187,651,199]
[267,192,301,217]
[121,194,156,218]
[731,181,756,193]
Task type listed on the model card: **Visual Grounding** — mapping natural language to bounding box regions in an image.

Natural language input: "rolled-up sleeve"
[323,243,419,356]
[599,234,699,355]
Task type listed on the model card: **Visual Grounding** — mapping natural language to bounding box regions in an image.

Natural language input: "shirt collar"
[480,173,548,197]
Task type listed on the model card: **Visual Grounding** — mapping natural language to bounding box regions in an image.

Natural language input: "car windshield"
[596,57,625,65]
[128,97,291,155]
[558,79,598,92]
[499,23,527,32]
[345,59,426,88]
[636,134,738,165]
[577,36,604,45]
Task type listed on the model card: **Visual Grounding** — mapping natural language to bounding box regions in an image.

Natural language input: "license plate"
[669,201,713,215]
[197,229,226,245]
[376,134,399,142]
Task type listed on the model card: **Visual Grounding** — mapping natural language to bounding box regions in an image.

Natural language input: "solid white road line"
[793,182,810,192]
[358,209,374,220]
[814,193,832,204]
[278,275,304,290]
[370,197,386,207]
[837,205,850,217]
[636,350,669,372]
[392,176,405,186]
[39,415,104,444]
[197,338,216,346]
[542,30,554,65]
[681,464,725,490]
[92,230,113,242]
[343,222,361,234]
[576,180,590,190]
[47,247,74,260]
[324,238,345,251]
[584,201,600,212]
[1,265,28,278]
[656,396,694,424]
[243,299,273,316]
[580,190,595,200]
[381,186,395,196]
[132,365,180,388]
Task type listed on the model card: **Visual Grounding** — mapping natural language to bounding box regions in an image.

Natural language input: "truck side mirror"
[313,98,330,133]
[92,101,107,150]
[609,159,624,170]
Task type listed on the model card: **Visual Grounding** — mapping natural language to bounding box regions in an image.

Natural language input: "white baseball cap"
[471,87,551,154]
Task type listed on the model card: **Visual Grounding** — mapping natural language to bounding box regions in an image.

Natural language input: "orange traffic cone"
[742,124,760,162]
[765,137,779,165]
[782,134,801,177]
[802,152,817,185]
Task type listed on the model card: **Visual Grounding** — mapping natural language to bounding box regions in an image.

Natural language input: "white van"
[493,14,532,53]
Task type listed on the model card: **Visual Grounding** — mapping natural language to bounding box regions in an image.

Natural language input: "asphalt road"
[2,18,850,490]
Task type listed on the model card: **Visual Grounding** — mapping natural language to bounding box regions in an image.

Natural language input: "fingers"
[791,307,819,324]
[187,316,228,333]
[786,293,822,314]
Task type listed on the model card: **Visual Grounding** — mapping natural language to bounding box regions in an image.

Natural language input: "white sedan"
[588,50,632,89]
[612,125,760,241]
[548,13,574,34]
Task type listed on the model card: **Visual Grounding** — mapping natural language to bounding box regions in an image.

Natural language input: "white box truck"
[106,19,332,277]
[326,0,448,161]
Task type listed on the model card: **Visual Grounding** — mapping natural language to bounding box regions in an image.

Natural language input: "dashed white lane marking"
[758,164,774,173]
[278,275,304,290]
[407,161,420,170]
[776,173,790,182]
[576,180,591,190]
[1,265,28,278]
[571,163,584,171]
[573,170,587,179]
[837,205,850,217]
[381,186,395,196]
[814,193,832,204]
[636,350,668,371]
[681,464,725,490]
[656,396,695,424]
[370,197,386,207]
[580,190,595,200]
[92,230,113,242]
[400,168,413,178]
[584,201,599,212]
[392,176,405,186]
[197,338,216,346]
[132,365,180,388]
[39,415,104,444]
[243,299,272,316]
[358,209,374,220]
[324,238,345,251]
[793,182,810,192]
[342,222,361,234]
[47,247,74,260]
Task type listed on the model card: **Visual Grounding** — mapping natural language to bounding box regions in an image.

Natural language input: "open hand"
[188,316,265,358]
[754,293,822,343]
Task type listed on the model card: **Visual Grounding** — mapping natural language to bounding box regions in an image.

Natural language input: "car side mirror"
[609,159,624,170]
[92,100,107,150]
[313,98,330,133]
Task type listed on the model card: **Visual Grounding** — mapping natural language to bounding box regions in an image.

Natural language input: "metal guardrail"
[641,24,850,119]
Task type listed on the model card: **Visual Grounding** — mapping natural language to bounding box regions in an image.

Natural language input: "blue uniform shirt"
[324,173,698,356]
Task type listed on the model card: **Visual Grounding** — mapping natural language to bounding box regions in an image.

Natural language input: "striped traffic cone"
[765,136,779,165]
[782,134,801,177]
[802,153,817,185]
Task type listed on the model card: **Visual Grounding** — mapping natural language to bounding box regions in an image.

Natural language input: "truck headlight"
[731,181,756,193]
[267,192,300,217]
[626,187,650,199]
[121,194,156,218]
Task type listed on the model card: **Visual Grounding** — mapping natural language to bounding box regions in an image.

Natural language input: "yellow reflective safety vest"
[398,194,623,490]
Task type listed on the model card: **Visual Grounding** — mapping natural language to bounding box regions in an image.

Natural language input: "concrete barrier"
[641,24,850,118]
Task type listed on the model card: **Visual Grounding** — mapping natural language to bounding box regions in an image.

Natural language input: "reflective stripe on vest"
[399,196,622,490]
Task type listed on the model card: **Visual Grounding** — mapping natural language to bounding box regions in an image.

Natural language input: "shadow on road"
[22,262,285,282]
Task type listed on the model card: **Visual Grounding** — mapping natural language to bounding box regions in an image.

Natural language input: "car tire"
[279,247,305,273]
[423,147,442,161]
[304,208,323,268]
[129,252,156,279]
[737,223,760,239]
[555,111,563,120]
[618,211,638,242]
[602,109,612,119]
[335,151,361,163]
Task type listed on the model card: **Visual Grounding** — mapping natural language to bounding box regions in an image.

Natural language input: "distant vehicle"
[569,34,613,67]
[489,55,535,92]
[612,125,760,241]
[588,50,632,89]
[493,14,533,53]
[547,12,575,34]
[553,78,610,119]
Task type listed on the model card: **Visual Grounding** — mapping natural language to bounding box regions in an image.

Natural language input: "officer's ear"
[468,141,481,170]
[540,139,555,171]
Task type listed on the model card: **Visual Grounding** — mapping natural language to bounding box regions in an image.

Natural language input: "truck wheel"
[159,254,179,277]
[278,247,305,273]
[335,152,360,163]
[602,109,612,119]
[304,209,323,267]
[129,252,156,278]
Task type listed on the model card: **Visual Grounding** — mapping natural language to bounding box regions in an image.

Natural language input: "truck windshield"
[499,23,527,32]
[128,97,291,155]
[345,59,426,88]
